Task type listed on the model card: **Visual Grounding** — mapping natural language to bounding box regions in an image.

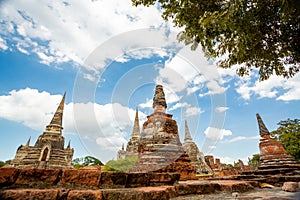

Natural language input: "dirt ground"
[171,187,300,200]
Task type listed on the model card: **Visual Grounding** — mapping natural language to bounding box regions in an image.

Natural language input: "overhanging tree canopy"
[132,0,300,80]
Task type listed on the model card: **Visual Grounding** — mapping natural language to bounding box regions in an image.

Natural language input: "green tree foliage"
[132,0,300,80]
[0,160,11,168]
[248,154,260,168]
[105,156,138,172]
[271,118,300,161]
[224,163,233,168]
[72,156,103,169]
[83,156,103,166]
[72,157,83,164]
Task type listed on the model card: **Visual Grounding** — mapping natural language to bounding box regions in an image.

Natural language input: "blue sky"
[0,0,299,164]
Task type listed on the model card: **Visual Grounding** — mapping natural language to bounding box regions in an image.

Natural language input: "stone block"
[99,172,127,188]
[101,189,140,199]
[175,181,220,195]
[0,168,19,188]
[15,168,62,188]
[134,186,176,200]
[125,172,149,188]
[0,189,59,200]
[149,173,180,186]
[60,169,101,188]
[101,186,176,200]
[67,190,102,200]
[282,182,299,192]
[218,181,254,192]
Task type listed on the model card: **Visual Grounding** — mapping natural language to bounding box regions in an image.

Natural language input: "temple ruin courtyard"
[0,85,299,199]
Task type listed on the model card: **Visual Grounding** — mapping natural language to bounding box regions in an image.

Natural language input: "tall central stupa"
[132,85,196,180]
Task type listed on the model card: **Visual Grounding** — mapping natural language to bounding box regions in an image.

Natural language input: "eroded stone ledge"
[0,180,258,200]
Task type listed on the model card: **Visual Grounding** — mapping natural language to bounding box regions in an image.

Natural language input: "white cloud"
[235,80,253,101]
[0,88,147,153]
[215,106,229,113]
[221,135,260,144]
[185,106,204,117]
[276,73,300,101]
[208,145,216,150]
[0,88,62,130]
[155,65,189,93]
[155,55,202,95]
[0,37,8,50]
[199,80,229,97]
[235,73,300,101]
[154,46,231,103]
[139,98,152,109]
[122,49,168,61]
[96,136,127,151]
[217,156,236,165]
[169,102,189,111]
[0,0,168,67]
[164,88,182,104]
[216,156,251,165]
[204,127,232,140]
[187,85,201,95]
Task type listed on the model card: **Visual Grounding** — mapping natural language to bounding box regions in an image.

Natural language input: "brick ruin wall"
[0,167,180,190]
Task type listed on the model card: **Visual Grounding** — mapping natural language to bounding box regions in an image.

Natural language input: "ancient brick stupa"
[117,108,140,159]
[256,113,299,169]
[132,85,196,180]
[183,120,213,174]
[236,114,300,184]
[8,93,74,169]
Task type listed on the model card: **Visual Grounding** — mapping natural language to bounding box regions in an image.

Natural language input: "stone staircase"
[234,165,300,185]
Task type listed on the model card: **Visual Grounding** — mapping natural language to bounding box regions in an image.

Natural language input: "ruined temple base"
[209,164,300,187]
[132,150,197,181]
[0,180,260,200]
[0,167,263,199]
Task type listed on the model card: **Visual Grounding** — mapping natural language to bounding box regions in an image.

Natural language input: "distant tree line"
[0,160,11,167]
[72,156,103,169]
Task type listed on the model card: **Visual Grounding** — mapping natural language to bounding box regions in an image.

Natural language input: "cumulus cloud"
[216,156,251,165]
[155,56,198,93]
[139,98,152,109]
[185,106,204,117]
[164,87,182,104]
[276,73,300,101]
[204,127,232,140]
[217,156,236,165]
[0,0,168,67]
[169,102,204,117]
[96,136,127,151]
[169,102,190,111]
[199,80,229,97]
[215,106,229,113]
[235,73,300,101]
[154,45,230,102]
[0,88,146,153]
[0,37,8,50]
[0,88,62,130]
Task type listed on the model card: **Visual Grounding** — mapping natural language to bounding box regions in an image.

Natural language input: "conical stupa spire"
[131,107,140,139]
[256,113,270,136]
[67,140,71,149]
[184,120,193,143]
[49,92,66,128]
[25,136,31,147]
[152,85,167,112]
